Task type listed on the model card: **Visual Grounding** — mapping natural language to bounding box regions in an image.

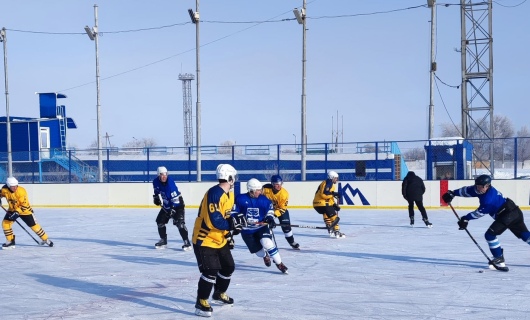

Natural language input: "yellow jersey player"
[191,164,246,317]
[312,171,345,238]
[0,177,54,249]
[262,175,300,249]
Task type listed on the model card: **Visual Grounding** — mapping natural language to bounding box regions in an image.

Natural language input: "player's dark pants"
[193,243,235,299]
[407,199,428,220]
[485,198,530,257]
[314,205,340,231]
[155,207,189,242]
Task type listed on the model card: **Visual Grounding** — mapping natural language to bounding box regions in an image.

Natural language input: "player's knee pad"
[201,271,217,282]
[326,211,337,219]
[218,265,234,278]
[157,222,166,228]
[177,222,186,230]
[485,230,497,241]
[260,237,275,250]
[255,248,266,258]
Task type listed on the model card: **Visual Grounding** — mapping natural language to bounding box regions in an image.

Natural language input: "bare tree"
[122,138,157,148]
[403,147,425,161]
[440,115,514,162]
[439,122,462,137]
[217,140,233,154]
[517,126,530,168]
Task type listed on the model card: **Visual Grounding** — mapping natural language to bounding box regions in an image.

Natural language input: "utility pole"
[188,1,201,181]
[84,5,103,182]
[0,28,12,177]
[294,0,307,180]
[428,0,436,140]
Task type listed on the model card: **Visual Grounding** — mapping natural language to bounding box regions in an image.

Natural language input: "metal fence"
[1,138,530,184]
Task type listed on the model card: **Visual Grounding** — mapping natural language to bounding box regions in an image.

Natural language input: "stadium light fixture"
[84,26,95,41]
[188,9,198,24]
[293,8,304,24]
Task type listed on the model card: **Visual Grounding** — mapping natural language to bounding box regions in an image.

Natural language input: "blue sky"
[1,0,528,148]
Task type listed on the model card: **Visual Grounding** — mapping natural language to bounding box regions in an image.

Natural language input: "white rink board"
[7,179,530,209]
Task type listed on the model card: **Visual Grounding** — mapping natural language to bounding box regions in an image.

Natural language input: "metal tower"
[460,0,494,174]
[179,73,194,147]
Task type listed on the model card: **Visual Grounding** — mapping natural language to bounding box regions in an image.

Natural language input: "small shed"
[0,92,77,162]
[424,137,473,180]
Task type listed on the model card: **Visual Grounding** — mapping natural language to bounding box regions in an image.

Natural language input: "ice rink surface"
[2,208,530,320]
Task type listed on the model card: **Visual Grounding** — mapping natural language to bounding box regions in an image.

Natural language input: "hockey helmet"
[271,175,283,185]
[157,166,168,175]
[328,171,339,180]
[6,177,18,187]
[216,164,237,184]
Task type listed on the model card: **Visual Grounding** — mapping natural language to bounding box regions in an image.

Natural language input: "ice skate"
[289,241,300,250]
[40,239,54,247]
[263,253,272,267]
[276,262,289,274]
[423,219,433,228]
[333,230,346,239]
[155,237,167,249]
[212,290,234,305]
[182,239,192,251]
[410,217,414,227]
[2,236,15,250]
[195,298,213,317]
[489,254,506,269]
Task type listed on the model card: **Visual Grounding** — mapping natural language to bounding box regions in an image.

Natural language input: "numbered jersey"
[152,176,182,210]
[234,193,274,235]
[192,185,234,249]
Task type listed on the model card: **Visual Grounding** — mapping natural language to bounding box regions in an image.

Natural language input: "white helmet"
[216,164,237,184]
[157,166,168,175]
[247,178,262,193]
[328,171,339,180]
[6,177,18,187]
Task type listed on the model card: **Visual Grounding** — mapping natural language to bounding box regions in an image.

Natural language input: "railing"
[1,137,529,183]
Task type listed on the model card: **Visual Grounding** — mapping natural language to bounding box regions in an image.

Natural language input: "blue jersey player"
[443,174,530,269]
[152,166,191,250]
[234,178,288,274]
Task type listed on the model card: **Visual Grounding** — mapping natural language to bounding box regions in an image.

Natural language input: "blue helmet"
[271,175,283,184]
[474,174,491,186]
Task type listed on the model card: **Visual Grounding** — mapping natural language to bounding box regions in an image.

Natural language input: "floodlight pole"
[85,5,103,182]
[294,0,307,180]
[0,28,12,177]
[189,1,201,181]
[428,0,436,140]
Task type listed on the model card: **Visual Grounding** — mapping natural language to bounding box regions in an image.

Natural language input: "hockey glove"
[457,217,468,230]
[6,211,19,221]
[178,196,185,207]
[225,232,235,250]
[153,195,161,206]
[333,203,341,212]
[442,190,455,204]
[229,213,247,232]
[264,215,276,229]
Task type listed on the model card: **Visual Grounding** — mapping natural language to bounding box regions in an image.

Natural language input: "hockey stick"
[0,205,40,244]
[449,203,509,272]
[258,222,329,230]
